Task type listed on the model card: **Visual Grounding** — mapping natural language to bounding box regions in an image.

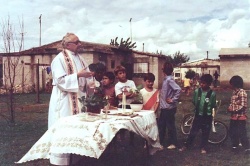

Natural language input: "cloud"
[1,0,250,60]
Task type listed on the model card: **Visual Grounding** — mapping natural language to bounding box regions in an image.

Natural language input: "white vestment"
[48,49,89,165]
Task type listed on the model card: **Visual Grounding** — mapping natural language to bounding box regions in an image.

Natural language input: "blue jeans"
[158,108,178,146]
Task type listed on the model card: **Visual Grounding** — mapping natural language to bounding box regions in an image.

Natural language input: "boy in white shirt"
[114,65,136,109]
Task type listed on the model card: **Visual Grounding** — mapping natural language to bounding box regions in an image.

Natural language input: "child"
[86,63,106,96]
[158,62,181,150]
[114,65,136,109]
[141,73,163,150]
[179,74,216,154]
[227,75,250,154]
[183,75,191,96]
[140,73,159,113]
[102,71,118,108]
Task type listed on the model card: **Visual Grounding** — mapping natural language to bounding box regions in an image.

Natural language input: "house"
[219,48,250,89]
[175,58,220,81]
[0,40,166,93]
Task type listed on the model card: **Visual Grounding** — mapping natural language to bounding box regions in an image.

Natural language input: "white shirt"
[115,80,136,105]
[140,88,159,110]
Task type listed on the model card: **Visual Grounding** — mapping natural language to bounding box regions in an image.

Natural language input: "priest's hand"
[77,69,93,78]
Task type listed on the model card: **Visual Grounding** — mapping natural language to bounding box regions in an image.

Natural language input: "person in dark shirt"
[102,71,118,108]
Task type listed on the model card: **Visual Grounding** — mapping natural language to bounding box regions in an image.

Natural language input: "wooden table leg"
[145,140,150,156]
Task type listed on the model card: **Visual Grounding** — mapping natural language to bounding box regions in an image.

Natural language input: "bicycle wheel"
[208,120,228,144]
[180,114,194,135]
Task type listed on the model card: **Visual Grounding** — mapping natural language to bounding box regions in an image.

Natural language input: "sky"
[1,0,250,60]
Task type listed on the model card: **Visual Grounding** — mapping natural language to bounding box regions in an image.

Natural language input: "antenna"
[39,14,42,46]
[129,18,132,43]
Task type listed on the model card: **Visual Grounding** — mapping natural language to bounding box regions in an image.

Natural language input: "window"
[175,73,180,77]
[134,62,148,73]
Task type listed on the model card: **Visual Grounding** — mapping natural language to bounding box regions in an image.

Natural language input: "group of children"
[100,62,249,155]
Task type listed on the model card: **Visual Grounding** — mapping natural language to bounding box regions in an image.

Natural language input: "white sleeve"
[51,55,79,92]
[115,82,122,96]
[130,80,137,89]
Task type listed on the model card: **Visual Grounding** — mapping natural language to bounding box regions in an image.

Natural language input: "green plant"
[78,87,108,112]
[130,85,143,104]
[110,37,137,49]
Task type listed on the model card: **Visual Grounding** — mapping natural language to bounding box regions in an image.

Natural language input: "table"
[16,110,162,164]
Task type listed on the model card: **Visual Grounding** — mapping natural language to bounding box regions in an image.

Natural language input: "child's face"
[116,71,127,82]
[145,80,154,89]
[200,81,210,91]
[102,76,112,86]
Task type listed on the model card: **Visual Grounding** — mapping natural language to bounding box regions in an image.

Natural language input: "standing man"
[158,62,181,149]
[48,33,93,165]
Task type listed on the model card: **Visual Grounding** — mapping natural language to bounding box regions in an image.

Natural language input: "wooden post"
[22,65,24,93]
[36,59,40,103]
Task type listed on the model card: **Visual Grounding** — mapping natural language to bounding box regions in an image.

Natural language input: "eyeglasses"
[68,40,80,45]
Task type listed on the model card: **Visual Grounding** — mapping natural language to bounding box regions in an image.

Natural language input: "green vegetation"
[110,37,136,49]
[166,51,190,67]
[185,69,196,79]
[0,90,249,166]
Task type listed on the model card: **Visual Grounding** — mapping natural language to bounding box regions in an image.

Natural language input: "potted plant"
[78,87,108,114]
[130,85,143,111]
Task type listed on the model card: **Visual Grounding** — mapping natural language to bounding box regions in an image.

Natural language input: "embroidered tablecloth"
[16,111,162,164]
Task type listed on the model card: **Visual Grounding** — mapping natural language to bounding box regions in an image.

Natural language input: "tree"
[0,16,24,123]
[165,51,190,67]
[110,37,136,49]
[185,69,196,79]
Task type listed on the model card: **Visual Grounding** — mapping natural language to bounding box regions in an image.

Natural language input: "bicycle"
[180,100,228,144]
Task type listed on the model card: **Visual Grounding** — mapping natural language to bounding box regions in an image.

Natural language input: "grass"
[0,90,249,166]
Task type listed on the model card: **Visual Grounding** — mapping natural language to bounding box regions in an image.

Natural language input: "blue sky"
[1,0,250,60]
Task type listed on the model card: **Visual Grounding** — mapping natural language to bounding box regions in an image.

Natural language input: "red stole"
[142,90,159,110]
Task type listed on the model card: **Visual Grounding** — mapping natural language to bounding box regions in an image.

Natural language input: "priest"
[48,33,93,165]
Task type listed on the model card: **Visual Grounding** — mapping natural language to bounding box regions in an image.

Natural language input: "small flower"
[205,98,210,103]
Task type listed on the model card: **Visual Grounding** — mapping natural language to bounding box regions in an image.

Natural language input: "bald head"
[61,33,79,48]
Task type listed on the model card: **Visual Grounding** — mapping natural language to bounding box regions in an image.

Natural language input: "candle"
[105,96,109,119]
[122,92,126,112]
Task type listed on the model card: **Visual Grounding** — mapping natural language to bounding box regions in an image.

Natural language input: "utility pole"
[129,18,132,42]
[39,14,42,46]
[36,59,40,103]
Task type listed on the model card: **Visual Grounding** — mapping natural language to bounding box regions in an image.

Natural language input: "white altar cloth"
[16,110,162,164]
